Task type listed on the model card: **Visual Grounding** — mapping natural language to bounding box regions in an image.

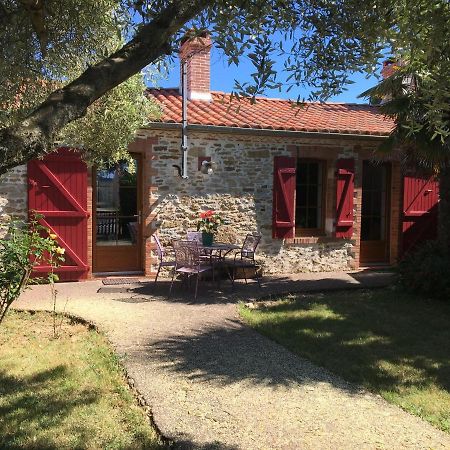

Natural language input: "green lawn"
[0,310,165,449]
[240,288,450,433]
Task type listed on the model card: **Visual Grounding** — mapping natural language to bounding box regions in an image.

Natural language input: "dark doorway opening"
[360,161,391,264]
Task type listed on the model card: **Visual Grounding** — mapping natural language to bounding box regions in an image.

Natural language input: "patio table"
[197,242,241,285]
[198,242,240,259]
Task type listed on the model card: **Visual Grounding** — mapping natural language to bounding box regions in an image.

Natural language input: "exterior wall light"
[200,159,214,175]
[198,156,214,175]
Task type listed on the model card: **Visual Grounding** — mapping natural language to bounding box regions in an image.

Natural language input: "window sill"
[285,236,350,245]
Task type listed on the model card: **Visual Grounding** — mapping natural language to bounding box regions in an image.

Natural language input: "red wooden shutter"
[335,158,355,238]
[273,156,296,239]
[402,173,439,254]
[28,148,89,281]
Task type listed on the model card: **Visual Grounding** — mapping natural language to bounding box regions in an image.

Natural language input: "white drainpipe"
[180,59,189,179]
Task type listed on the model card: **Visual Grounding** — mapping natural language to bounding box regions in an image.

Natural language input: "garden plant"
[0,215,64,325]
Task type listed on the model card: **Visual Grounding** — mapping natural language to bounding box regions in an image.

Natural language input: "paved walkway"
[15,272,450,449]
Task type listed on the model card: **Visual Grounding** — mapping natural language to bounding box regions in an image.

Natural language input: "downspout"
[180,58,189,179]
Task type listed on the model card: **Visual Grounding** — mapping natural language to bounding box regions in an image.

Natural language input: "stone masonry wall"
[0,165,27,223]
[0,134,400,277]
[141,129,381,274]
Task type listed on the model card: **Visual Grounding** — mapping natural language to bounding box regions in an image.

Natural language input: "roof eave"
[144,122,390,141]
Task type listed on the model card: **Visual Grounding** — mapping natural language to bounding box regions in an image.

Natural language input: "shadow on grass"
[0,365,98,449]
[244,289,450,396]
[135,288,449,410]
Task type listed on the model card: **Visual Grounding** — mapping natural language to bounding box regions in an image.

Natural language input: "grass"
[0,310,165,449]
[239,287,450,433]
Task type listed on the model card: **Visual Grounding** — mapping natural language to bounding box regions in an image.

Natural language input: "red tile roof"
[147,88,394,136]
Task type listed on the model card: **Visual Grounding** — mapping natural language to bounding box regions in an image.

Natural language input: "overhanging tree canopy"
[1,0,449,175]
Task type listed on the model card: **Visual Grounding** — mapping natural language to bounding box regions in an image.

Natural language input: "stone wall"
[0,165,27,223]
[0,132,401,276]
[141,129,380,274]
[0,133,401,277]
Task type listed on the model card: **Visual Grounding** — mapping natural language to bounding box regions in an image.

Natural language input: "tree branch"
[0,0,213,175]
[20,0,48,54]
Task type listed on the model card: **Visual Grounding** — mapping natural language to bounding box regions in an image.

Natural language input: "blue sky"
[157,46,380,104]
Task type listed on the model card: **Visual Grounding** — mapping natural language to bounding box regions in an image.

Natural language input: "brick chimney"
[179,31,212,101]
[381,59,398,79]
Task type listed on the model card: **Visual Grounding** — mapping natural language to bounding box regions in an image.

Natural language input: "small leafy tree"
[0,216,65,324]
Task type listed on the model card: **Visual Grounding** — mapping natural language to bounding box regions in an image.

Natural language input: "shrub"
[0,216,64,324]
[398,240,450,300]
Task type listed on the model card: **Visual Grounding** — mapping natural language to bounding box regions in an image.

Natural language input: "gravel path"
[15,272,450,449]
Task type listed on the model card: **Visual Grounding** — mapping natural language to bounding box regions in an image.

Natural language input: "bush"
[398,240,450,300]
[0,217,64,324]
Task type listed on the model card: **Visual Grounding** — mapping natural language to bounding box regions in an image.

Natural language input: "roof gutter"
[145,122,389,141]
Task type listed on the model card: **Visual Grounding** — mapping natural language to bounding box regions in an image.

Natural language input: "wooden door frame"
[359,161,392,264]
[92,153,143,273]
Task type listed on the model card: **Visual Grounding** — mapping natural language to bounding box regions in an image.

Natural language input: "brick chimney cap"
[180,29,211,46]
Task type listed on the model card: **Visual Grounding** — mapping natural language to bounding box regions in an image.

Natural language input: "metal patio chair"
[187,230,219,262]
[169,240,214,300]
[153,234,176,287]
[227,233,262,288]
[186,231,202,243]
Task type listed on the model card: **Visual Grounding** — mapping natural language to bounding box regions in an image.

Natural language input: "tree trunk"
[0,0,213,175]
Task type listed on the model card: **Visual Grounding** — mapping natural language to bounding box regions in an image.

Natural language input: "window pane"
[370,217,382,240]
[120,187,138,216]
[308,163,319,184]
[308,185,318,204]
[297,208,308,228]
[372,193,382,216]
[361,161,389,242]
[361,218,371,240]
[298,187,307,207]
[295,160,323,230]
[297,163,307,184]
[96,168,119,210]
[371,170,382,191]
[362,191,372,216]
[96,159,138,246]
[308,208,318,228]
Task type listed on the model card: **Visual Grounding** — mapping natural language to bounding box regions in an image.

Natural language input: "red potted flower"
[196,210,224,246]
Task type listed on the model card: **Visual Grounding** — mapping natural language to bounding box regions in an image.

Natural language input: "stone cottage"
[0,37,439,280]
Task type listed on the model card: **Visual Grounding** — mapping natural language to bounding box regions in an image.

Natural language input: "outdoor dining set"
[153,231,262,299]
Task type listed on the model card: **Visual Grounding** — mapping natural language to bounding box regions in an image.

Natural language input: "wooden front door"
[93,155,142,273]
[401,173,439,255]
[28,148,89,281]
[360,161,391,264]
